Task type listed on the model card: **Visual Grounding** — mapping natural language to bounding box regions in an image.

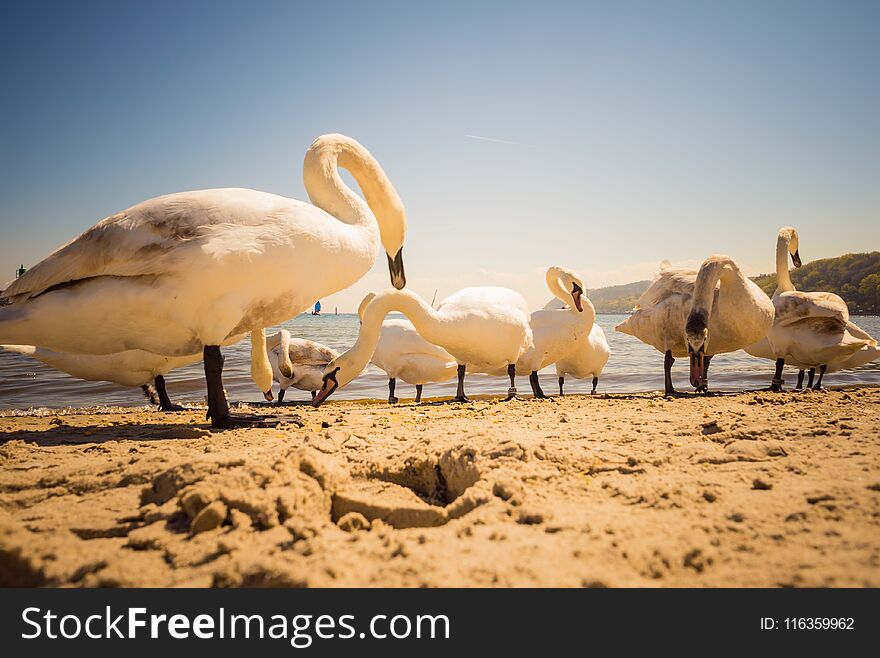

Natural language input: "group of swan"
[0,128,875,417]
[0,134,407,427]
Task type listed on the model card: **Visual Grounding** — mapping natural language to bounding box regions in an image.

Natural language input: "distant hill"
[588,251,880,314]
[586,280,650,313]
[751,251,880,314]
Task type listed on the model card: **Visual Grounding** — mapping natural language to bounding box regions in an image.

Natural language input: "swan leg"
[388,377,398,404]
[663,350,677,396]
[311,390,317,400]
[769,358,785,392]
[503,364,519,401]
[591,376,598,395]
[453,364,471,403]
[811,364,827,390]
[695,356,712,393]
[415,384,423,403]
[204,346,291,429]
[558,376,565,396]
[277,387,286,405]
[806,368,816,389]
[795,370,805,390]
[529,371,546,399]
[141,383,160,406]
[155,375,186,411]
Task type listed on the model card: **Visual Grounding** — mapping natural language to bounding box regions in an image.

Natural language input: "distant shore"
[1,387,878,587]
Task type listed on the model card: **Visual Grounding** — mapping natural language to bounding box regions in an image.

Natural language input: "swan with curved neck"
[0,133,407,428]
[744,227,876,390]
[495,266,592,398]
[262,329,340,403]
[617,255,774,394]
[357,292,457,403]
[313,287,532,405]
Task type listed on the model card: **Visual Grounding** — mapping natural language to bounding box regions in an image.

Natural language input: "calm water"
[1,314,879,410]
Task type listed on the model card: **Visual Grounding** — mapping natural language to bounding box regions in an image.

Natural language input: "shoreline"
[1,387,878,587]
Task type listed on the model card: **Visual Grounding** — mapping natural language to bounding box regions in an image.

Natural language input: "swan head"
[312,354,360,407]
[548,266,585,312]
[357,292,377,325]
[779,226,801,268]
[685,309,709,387]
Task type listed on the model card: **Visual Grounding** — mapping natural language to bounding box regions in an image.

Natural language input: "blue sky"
[1,0,878,310]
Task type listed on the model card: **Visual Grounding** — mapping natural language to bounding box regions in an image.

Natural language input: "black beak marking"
[387,248,406,290]
[791,250,802,268]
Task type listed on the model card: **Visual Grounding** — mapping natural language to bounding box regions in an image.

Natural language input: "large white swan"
[313,287,533,405]
[0,344,201,410]
[743,227,876,390]
[0,134,407,427]
[357,292,457,403]
[489,267,592,397]
[616,255,774,394]
[263,329,340,402]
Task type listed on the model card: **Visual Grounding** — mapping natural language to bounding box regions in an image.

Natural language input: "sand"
[1,387,878,587]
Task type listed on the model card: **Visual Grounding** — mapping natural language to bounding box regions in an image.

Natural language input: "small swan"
[313,287,532,405]
[263,329,340,402]
[0,134,407,428]
[0,344,201,410]
[489,267,593,398]
[616,255,774,394]
[744,227,877,390]
[357,293,457,403]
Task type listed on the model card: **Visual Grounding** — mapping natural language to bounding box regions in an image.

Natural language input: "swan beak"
[387,248,406,289]
[312,369,340,407]
[572,290,584,313]
[263,389,274,402]
[791,250,802,268]
[688,346,705,388]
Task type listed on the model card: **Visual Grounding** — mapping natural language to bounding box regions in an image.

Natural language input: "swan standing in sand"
[554,323,611,395]
[0,134,407,427]
[0,344,200,410]
[263,329,340,402]
[616,255,774,394]
[743,227,877,390]
[492,267,593,398]
[313,287,532,405]
[357,293,457,403]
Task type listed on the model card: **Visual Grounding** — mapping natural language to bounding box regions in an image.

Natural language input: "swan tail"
[615,315,636,336]
[0,305,33,347]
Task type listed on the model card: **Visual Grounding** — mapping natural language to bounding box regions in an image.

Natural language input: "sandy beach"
[1,388,878,588]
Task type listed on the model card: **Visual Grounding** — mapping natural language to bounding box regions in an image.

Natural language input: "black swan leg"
[812,364,827,390]
[529,371,546,398]
[388,377,398,404]
[415,384,423,403]
[503,364,519,401]
[453,364,470,403]
[591,376,598,395]
[664,350,677,396]
[795,370,805,390]
[155,375,186,411]
[558,376,565,396]
[769,358,785,392]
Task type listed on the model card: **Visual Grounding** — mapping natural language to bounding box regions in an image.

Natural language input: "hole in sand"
[371,448,481,506]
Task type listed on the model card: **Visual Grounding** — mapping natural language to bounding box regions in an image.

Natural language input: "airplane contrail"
[464,134,532,147]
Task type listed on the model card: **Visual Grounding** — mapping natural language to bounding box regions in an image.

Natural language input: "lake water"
[1,314,879,410]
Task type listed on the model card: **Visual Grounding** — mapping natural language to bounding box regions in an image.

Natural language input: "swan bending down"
[263,329,340,402]
[0,134,407,428]
[616,255,774,394]
[489,267,593,398]
[743,227,876,390]
[542,297,610,395]
[0,344,201,410]
[313,287,533,405]
[357,293,457,403]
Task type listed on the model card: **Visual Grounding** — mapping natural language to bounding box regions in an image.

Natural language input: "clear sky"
[1,0,878,311]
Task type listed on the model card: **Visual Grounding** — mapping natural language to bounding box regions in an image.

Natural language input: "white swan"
[744,227,876,390]
[0,344,200,410]
[357,293,457,403]
[313,287,533,405]
[263,329,340,402]
[0,134,407,427]
[616,255,774,394]
[489,266,593,397]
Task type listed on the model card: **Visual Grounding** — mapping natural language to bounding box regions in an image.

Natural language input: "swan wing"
[3,189,316,301]
[773,291,849,327]
[287,338,340,366]
[635,267,697,309]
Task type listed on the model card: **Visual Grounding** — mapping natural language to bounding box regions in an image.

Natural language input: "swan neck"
[303,135,406,256]
[692,258,741,316]
[776,235,795,292]
[250,328,273,391]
